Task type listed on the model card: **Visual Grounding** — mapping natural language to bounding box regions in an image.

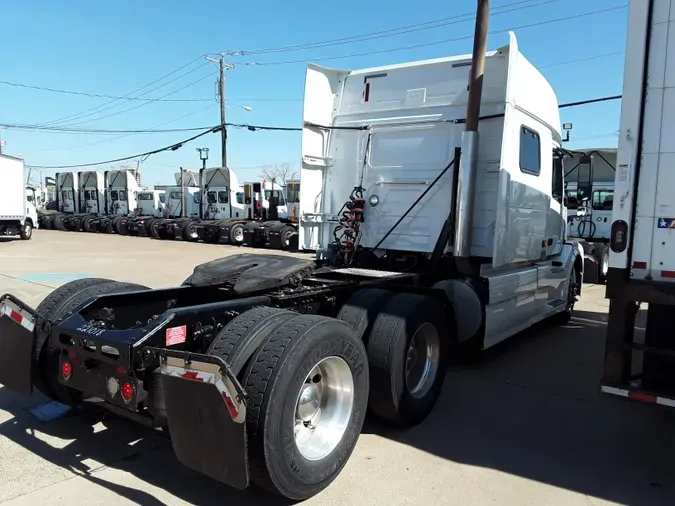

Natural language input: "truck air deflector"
[0,294,38,396]
[149,348,249,490]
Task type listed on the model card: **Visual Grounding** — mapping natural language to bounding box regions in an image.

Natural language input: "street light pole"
[197,147,209,170]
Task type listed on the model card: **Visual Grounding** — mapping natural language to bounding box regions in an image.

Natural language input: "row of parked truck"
[39,167,301,250]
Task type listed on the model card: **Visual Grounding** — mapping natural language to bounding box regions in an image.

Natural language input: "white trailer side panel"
[0,155,27,219]
[613,0,675,281]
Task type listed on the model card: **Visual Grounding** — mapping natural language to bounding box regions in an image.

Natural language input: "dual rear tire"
[212,289,448,500]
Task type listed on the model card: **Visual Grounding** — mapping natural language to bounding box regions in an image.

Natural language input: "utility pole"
[205,56,235,169]
[206,55,235,218]
[454,0,490,268]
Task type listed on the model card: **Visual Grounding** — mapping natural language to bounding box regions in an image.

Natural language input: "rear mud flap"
[0,295,38,396]
[149,348,249,490]
[583,256,599,284]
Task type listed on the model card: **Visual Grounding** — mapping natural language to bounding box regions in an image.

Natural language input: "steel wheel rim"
[293,356,354,461]
[233,227,244,243]
[405,322,440,399]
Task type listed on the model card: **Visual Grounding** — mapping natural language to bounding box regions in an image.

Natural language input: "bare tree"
[258,163,298,185]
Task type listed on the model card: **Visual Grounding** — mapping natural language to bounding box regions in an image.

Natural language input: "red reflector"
[61,360,72,381]
[633,261,647,269]
[364,82,371,102]
[661,270,675,278]
[628,391,657,403]
[9,310,22,324]
[222,391,239,420]
[181,370,203,381]
[121,382,135,403]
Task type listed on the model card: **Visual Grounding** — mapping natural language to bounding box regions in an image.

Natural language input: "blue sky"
[1,0,628,186]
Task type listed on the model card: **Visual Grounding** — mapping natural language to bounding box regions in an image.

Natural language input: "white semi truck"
[0,154,37,240]
[42,170,106,232]
[42,171,80,231]
[0,32,583,500]
[564,148,617,283]
[602,0,675,408]
[126,190,166,237]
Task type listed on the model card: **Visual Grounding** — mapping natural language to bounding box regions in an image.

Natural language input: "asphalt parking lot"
[0,231,673,506]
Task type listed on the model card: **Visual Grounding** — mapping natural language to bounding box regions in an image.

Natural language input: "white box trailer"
[602,0,675,407]
[0,154,36,240]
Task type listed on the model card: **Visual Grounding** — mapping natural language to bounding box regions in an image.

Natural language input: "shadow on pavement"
[0,310,672,505]
[0,390,289,505]
[363,313,675,506]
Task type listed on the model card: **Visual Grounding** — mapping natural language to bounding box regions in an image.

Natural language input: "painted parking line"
[17,273,93,284]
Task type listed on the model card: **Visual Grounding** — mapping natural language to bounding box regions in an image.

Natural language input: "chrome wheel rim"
[233,227,244,243]
[405,322,440,399]
[294,356,354,461]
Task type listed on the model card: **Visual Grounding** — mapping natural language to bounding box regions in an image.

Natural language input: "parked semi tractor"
[94,169,142,235]
[564,148,617,283]
[40,171,80,230]
[127,190,166,237]
[153,170,203,240]
[602,0,675,409]
[215,178,299,249]
[41,170,106,232]
[0,154,37,239]
[0,32,583,500]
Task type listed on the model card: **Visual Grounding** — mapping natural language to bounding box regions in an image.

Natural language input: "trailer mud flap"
[153,350,249,490]
[0,295,37,396]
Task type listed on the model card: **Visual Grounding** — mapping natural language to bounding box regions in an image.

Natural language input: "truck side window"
[592,190,614,211]
[119,190,127,202]
[84,190,91,200]
[218,191,228,204]
[552,155,563,204]
[236,192,244,204]
[194,192,201,204]
[68,190,74,199]
[111,190,119,201]
[207,191,217,204]
[519,126,541,176]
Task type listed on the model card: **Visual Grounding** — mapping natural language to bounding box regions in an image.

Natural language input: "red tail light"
[120,381,135,403]
[610,220,628,253]
[61,360,72,381]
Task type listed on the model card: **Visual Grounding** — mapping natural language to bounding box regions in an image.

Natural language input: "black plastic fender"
[431,279,483,344]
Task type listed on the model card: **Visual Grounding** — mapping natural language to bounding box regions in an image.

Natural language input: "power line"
[0,80,213,102]
[559,95,621,108]
[2,90,623,136]
[37,103,218,152]
[0,122,216,134]
[30,56,208,127]
[64,70,217,127]
[25,94,622,170]
[27,126,224,169]
[538,50,625,69]
[240,5,627,66]
[224,0,553,56]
